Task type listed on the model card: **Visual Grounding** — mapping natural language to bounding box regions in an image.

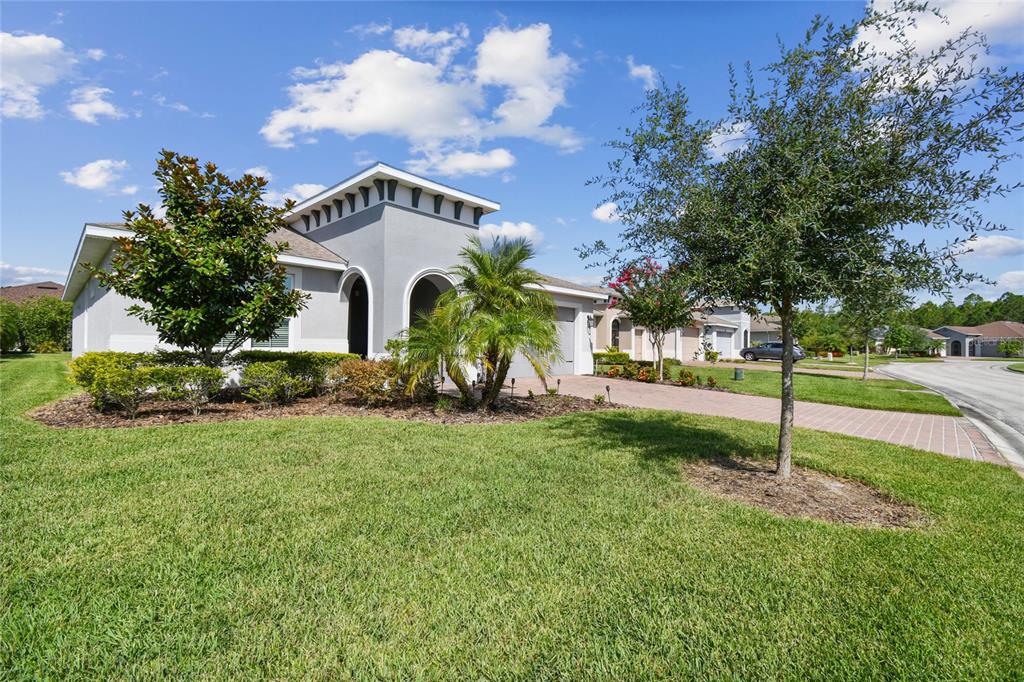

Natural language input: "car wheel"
[743,352,756,361]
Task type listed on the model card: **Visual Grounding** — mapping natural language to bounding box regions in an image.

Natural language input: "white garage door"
[715,329,733,356]
[507,306,576,378]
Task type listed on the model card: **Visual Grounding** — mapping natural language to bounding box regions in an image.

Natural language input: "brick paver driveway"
[516,375,1008,468]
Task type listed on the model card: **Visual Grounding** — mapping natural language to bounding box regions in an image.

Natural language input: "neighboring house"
[593,301,751,361]
[933,321,1024,357]
[749,313,781,345]
[61,163,607,377]
[1,281,64,302]
[922,329,948,357]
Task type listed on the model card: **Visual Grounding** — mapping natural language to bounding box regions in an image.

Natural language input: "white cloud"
[59,159,130,192]
[120,185,138,195]
[153,93,213,118]
[860,0,1024,59]
[995,270,1024,292]
[244,166,273,181]
[348,21,392,37]
[626,55,657,89]
[406,148,515,177]
[0,32,76,119]
[480,220,543,244]
[0,261,68,285]
[261,23,580,176]
[263,182,328,206]
[708,120,751,161]
[591,202,618,223]
[962,235,1024,259]
[85,48,105,61]
[393,23,469,67]
[67,86,125,124]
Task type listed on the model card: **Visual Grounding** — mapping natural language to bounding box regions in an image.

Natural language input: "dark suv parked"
[740,342,806,362]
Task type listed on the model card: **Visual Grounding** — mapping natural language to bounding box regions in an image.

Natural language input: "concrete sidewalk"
[517,375,1007,468]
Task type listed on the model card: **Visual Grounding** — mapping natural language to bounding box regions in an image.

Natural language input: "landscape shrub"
[663,358,682,369]
[328,359,401,406]
[593,393,605,404]
[241,361,308,408]
[68,352,152,407]
[705,376,718,388]
[234,350,359,394]
[704,350,720,365]
[676,370,697,387]
[90,366,157,419]
[151,366,224,415]
[636,366,657,383]
[605,365,622,378]
[149,349,207,366]
[33,340,63,354]
[594,350,630,364]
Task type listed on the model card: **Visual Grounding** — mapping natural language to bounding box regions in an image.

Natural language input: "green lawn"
[1009,363,1024,374]
[790,356,941,372]
[670,365,960,415]
[3,354,1022,678]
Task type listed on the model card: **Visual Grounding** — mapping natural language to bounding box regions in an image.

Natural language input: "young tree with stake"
[586,2,1023,477]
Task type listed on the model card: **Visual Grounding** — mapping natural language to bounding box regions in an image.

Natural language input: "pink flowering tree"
[609,259,697,380]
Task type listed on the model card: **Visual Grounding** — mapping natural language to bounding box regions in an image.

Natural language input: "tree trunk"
[480,357,510,409]
[447,368,476,407]
[776,298,795,479]
[655,335,665,381]
[862,335,870,381]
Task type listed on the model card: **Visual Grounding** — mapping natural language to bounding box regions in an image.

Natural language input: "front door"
[951,339,962,356]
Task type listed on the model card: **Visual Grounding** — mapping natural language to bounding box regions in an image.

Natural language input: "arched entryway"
[341,271,371,357]
[405,270,455,328]
[951,339,962,356]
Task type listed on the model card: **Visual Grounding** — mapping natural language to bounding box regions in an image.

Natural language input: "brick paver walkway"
[517,375,1006,467]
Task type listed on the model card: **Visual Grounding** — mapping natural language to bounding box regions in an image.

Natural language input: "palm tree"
[397,236,560,409]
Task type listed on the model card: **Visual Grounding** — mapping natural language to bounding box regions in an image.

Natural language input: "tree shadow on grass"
[549,409,776,476]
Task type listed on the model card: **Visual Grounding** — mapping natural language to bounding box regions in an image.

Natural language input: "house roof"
[923,329,949,340]
[702,314,739,329]
[750,314,780,333]
[0,281,65,303]
[965,320,1024,338]
[538,274,610,297]
[936,325,983,336]
[62,222,347,302]
[286,162,501,223]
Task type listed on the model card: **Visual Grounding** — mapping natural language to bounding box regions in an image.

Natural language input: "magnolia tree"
[586,2,1023,478]
[92,150,309,367]
[609,260,696,380]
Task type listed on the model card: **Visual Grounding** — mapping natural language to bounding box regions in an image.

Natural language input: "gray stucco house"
[62,163,606,378]
[932,321,1024,357]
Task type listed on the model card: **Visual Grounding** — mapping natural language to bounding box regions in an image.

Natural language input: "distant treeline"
[904,292,1023,329]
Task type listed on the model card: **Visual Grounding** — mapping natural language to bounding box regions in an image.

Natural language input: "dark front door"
[951,340,962,356]
[348,277,369,357]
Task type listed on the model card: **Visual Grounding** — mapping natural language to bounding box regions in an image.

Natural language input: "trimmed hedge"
[232,351,359,393]
[594,351,630,364]
[328,359,402,406]
[241,361,308,408]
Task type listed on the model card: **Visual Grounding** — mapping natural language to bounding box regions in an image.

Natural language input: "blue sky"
[2,1,1022,301]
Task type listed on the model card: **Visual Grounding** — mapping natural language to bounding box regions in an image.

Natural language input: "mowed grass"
[3,354,1023,679]
[669,364,960,415]
[1009,362,1024,374]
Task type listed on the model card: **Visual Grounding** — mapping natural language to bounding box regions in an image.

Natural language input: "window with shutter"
[253,274,294,349]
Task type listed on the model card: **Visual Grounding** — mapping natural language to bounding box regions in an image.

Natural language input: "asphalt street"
[880,360,1024,469]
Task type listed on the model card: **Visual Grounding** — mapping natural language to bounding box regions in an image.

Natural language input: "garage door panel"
[507,306,576,378]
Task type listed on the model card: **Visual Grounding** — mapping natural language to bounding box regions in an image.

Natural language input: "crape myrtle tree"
[586,2,1023,477]
[608,259,696,380]
[91,150,309,367]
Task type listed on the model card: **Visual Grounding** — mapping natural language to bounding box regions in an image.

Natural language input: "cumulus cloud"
[0,32,76,118]
[348,21,392,37]
[244,166,274,181]
[708,120,751,161]
[480,220,543,244]
[962,235,1024,259]
[60,159,130,192]
[67,86,125,124]
[263,182,328,206]
[406,148,515,177]
[261,23,580,176]
[0,262,68,286]
[859,0,1024,60]
[85,48,105,61]
[626,55,657,89]
[591,202,618,223]
[393,23,469,67]
[995,270,1024,292]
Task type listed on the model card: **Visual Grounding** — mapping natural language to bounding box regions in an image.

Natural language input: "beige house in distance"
[593,299,752,361]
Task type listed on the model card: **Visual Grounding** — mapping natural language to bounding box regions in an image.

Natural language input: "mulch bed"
[29,391,615,429]
[684,457,928,528]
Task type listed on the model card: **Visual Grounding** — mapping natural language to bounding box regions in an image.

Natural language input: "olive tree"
[91,150,309,367]
[587,2,1023,477]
